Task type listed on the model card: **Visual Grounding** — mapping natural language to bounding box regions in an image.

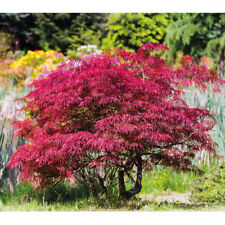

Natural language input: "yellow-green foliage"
[190,162,225,203]
[102,13,169,51]
[67,23,101,51]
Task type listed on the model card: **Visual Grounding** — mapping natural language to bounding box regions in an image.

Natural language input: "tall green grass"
[0,182,138,211]
[125,164,209,196]
[140,167,196,194]
[182,84,225,158]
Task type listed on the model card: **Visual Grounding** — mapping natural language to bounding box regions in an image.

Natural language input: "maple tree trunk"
[118,170,126,196]
[119,156,143,199]
[219,48,225,79]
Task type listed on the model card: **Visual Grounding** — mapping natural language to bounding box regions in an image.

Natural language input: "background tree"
[67,23,102,52]
[0,13,37,51]
[101,13,170,51]
[7,43,220,199]
[32,13,108,53]
[165,13,225,77]
[0,13,108,53]
[0,31,13,57]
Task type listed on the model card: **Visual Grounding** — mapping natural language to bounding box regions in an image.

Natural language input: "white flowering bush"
[66,45,102,59]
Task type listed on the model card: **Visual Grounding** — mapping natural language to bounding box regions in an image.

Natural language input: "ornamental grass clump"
[7,43,222,199]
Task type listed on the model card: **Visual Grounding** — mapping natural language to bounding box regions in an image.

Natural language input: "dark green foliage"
[31,13,76,52]
[0,182,140,210]
[41,183,88,203]
[0,13,37,51]
[190,162,225,204]
[102,13,170,51]
[0,182,37,204]
[0,182,81,204]
[67,24,102,51]
[165,13,225,75]
[0,31,13,56]
[32,13,108,53]
[0,181,117,205]
[0,13,108,53]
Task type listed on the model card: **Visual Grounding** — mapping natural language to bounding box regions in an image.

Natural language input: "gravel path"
[139,192,191,204]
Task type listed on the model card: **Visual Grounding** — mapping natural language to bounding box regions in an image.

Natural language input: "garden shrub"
[67,23,102,54]
[0,31,13,56]
[10,50,66,81]
[66,45,102,59]
[175,54,223,91]
[0,51,28,89]
[190,162,225,204]
[7,43,222,199]
[102,13,170,51]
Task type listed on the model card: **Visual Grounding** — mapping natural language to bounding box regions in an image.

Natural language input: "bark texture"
[119,156,143,199]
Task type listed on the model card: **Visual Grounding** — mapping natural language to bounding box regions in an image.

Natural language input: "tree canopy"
[165,13,225,76]
[7,43,221,198]
[102,13,170,51]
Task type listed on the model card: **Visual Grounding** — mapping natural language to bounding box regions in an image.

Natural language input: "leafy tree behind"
[67,24,101,52]
[32,13,108,53]
[0,13,108,53]
[165,13,225,77]
[0,13,37,51]
[101,13,170,51]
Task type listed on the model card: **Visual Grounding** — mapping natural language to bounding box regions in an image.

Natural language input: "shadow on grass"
[0,182,92,205]
[0,182,146,210]
[1,183,225,211]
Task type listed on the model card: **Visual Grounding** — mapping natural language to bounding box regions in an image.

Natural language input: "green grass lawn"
[1,164,224,211]
[1,192,225,211]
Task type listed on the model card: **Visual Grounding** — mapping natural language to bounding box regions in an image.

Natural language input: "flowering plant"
[0,51,30,89]
[10,50,66,80]
[67,45,102,59]
[176,55,223,91]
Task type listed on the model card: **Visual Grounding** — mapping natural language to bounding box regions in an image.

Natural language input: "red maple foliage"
[7,43,221,198]
[176,54,224,90]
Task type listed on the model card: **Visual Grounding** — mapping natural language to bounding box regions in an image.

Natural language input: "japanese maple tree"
[7,43,221,199]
